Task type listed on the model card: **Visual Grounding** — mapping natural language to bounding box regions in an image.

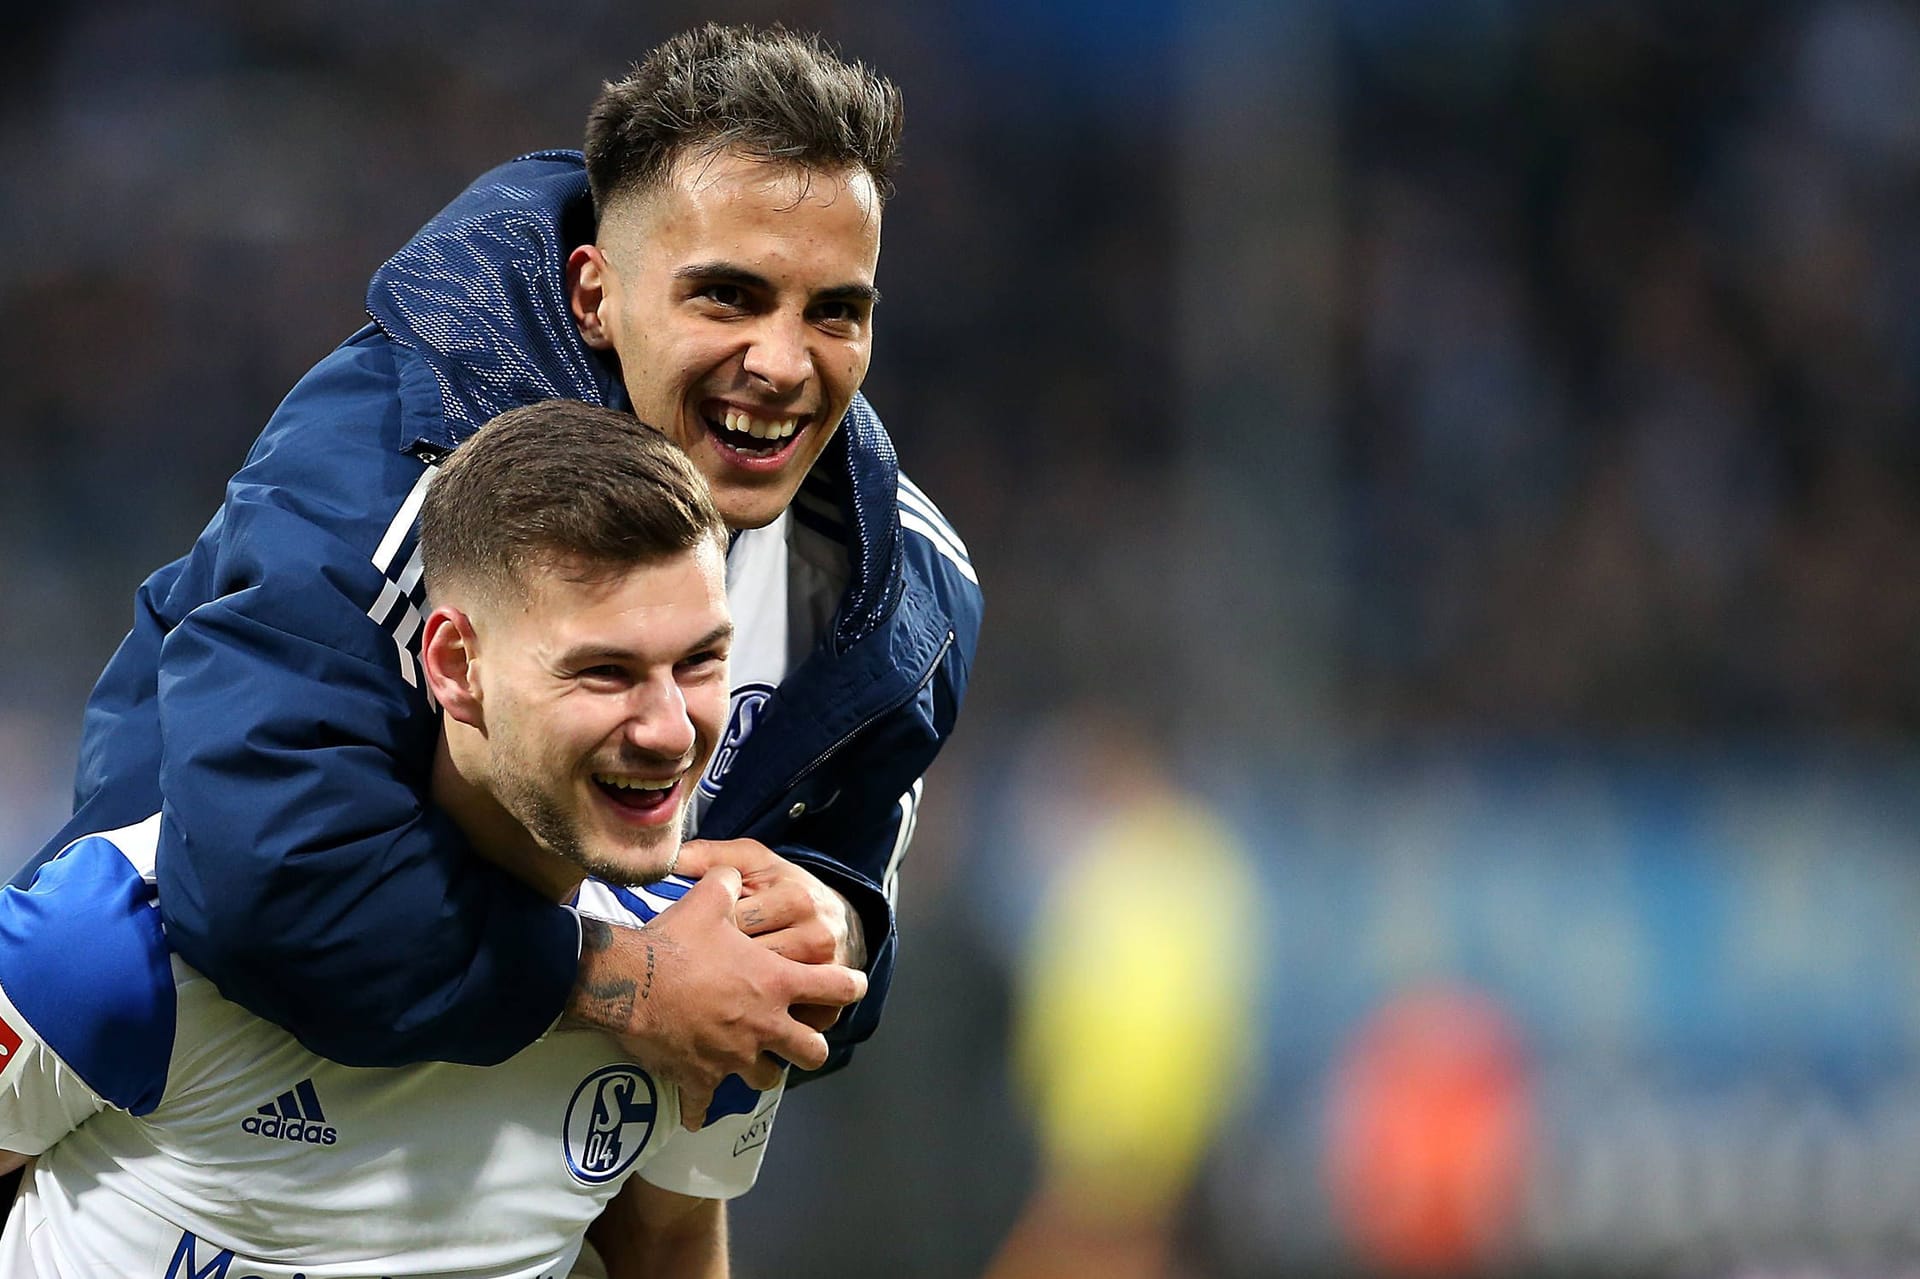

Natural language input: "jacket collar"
[364,150,903,643]
[367,149,613,455]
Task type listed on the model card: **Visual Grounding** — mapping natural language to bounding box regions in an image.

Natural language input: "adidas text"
[240,1079,338,1146]
[239,1113,337,1145]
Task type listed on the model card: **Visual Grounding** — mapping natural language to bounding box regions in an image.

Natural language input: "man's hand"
[562,867,865,1130]
[674,838,867,970]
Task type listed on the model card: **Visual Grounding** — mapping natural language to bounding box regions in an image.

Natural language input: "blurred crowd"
[9,1,1916,749]
[4,1,1920,1275]
[1337,0,1920,735]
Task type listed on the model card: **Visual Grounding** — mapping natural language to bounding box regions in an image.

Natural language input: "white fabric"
[724,512,794,696]
[0,984,104,1160]
[687,510,845,831]
[0,837,782,1278]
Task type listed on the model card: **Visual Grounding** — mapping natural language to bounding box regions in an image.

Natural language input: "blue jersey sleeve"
[0,829,174,1115]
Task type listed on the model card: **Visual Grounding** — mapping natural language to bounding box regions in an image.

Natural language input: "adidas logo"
[239,1078,338,1146]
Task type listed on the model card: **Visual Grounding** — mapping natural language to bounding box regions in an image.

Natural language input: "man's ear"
[421,606,484,727]
[568,245,615,351]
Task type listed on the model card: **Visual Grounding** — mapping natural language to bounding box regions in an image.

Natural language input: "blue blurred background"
[5,0,1920,1274]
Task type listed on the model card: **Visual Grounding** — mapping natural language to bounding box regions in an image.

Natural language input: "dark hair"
[420,400,724,601]
[584,22,903,215]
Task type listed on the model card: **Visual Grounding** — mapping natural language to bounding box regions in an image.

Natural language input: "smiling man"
[25,23,982,1133]
[0,403,829,1277]
[571,145,884,532]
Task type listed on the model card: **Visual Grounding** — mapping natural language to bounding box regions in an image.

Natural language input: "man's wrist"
[564,916,650,1037]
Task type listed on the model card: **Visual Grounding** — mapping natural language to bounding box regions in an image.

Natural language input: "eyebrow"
[686,621,736,654]
[558,621,734,667]
[674,262,880,306]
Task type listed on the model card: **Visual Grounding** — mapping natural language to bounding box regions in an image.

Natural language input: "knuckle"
[798,931,835,964]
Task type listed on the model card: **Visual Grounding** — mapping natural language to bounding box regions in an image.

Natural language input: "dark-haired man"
[0,402,830,1276]
[29,23,981,1122]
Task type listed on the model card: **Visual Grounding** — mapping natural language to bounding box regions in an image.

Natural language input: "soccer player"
[0,402,834,1277]
[28,23,982,1120]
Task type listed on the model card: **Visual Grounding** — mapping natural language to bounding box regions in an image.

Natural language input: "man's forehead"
[479,544,708,610]
[609,149,880,230]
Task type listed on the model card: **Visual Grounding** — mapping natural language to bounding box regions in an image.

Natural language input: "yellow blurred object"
[1014,792,1262,1220]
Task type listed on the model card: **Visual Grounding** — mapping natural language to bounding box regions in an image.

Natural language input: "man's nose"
[741,313,813,394]
[624,676,696,761]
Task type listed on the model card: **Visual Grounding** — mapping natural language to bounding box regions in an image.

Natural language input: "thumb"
[679,863,742,919]
[671,839,715,879]
[678,838,775,876]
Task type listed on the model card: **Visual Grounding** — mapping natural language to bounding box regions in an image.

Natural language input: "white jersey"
[688,504,846,830]
[0,816,783,1278]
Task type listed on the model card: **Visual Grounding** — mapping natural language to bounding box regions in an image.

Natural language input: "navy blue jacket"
[27,152,982,1070]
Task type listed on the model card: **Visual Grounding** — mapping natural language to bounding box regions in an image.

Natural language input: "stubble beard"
[490,759,681,890]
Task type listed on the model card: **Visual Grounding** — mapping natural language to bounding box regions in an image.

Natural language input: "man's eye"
[700,284,747,309]
[813,301,865,328]
[578,665,629,683]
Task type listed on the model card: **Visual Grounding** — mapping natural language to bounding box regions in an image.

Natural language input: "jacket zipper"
[735,627,956,833]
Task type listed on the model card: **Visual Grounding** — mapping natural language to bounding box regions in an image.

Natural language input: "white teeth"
[595,774,675,792]
[719,410,799,441]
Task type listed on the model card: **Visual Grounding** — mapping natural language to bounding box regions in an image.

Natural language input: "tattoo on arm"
[570,917,639,1033]
[582,917,613,953]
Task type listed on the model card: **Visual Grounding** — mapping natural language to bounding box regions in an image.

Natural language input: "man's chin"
[696,444,820,529]
[710,483,795,532]
[579,845,682,889]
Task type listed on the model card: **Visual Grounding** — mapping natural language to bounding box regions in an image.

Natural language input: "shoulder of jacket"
[892,468,981,607]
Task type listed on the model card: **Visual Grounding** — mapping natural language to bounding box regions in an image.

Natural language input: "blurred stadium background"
[5,1,1920,1274]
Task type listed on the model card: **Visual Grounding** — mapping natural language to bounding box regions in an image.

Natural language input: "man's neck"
[430,734,583,904]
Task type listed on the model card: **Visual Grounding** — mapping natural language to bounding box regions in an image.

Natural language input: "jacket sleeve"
[141,336,578,1067]
[785,542,980,1079]
[774,782,916,1081]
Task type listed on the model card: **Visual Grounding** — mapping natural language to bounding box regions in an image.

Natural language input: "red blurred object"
[1325,986,1534,1274]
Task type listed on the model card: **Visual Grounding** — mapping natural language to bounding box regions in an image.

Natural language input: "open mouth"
[592,773,680,819]
[702,405,807,465]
